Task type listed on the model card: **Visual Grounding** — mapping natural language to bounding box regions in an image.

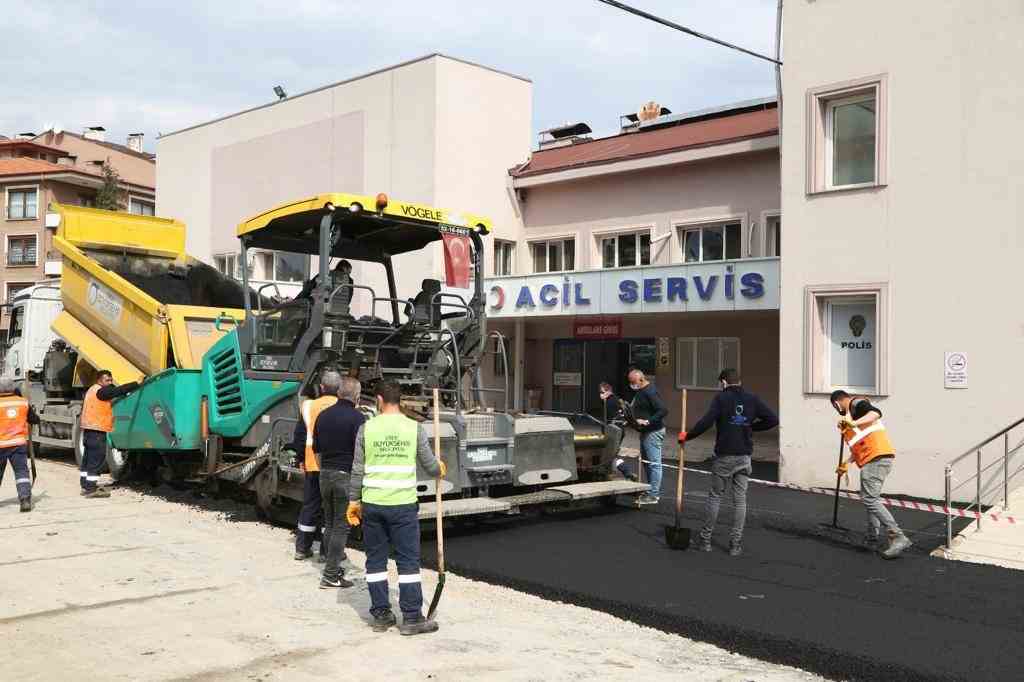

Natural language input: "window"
[79,195,96,208]
[248,250,309,283]
[494,240,515,276]
[6,188,38,220]
[6,283,31,304]
[766,215,781,257]
[531,238,575,273]
[675,337,740,389]
[681,223,741,263]
[7,235,38,266]
[129,197,155,216]
[213,253,251,280]
[804,283,889,395]
[808,75,887,193]
[601,231,651,268]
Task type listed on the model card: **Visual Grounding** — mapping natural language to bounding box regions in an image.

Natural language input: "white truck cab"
[2,283,62,381]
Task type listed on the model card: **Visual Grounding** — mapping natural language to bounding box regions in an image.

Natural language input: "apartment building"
[0,129,156,342]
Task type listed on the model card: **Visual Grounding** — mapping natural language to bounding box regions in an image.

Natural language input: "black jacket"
[630,383,668,433]
[312,399,366,472]
[96,382,140,401]
[686,386,778,457]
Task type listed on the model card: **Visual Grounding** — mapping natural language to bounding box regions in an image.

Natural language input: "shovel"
[426,388,446,620]
[818,434,851,538]
[664,389,692,550]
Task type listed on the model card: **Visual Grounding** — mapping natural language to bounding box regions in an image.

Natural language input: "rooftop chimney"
[83,126,106,142]
[126,133,144,153]
[538,122,593,150]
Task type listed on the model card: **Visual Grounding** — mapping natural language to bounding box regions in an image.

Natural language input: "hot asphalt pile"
[421,478,1024,682]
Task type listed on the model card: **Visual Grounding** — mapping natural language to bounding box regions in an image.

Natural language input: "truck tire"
[105,446,133,482]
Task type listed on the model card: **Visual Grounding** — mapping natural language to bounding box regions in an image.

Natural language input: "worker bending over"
[830,390,912,559]
[347,381,444,636]
[680,369,778,556]
[290,370,341,561]
[0,378,39,511]
[313,375,365,589]
[81,370,139,498]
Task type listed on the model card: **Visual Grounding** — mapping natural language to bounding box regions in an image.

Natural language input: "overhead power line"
[594,0,782,66]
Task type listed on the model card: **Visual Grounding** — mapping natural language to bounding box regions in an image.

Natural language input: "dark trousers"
[0,445,31,499]
[362,502,422,618]
[319,469,351,579]
[295,471,324,554]
[81,430,107,492]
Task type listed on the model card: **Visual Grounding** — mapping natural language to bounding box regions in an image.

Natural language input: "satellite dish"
[637,101,661,122]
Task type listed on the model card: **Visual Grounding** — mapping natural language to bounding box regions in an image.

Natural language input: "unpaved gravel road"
[0,459,822,681]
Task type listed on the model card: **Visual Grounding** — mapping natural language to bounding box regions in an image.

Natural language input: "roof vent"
[620,101,671,132]
[83,126,106,142]
[537,122,593,150]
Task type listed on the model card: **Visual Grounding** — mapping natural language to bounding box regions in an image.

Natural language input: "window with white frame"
[680,222,741,263]
[6,188,38,220]
[7,234,38,266]
[766,215,781,257]
[250,250,308,283]
[805,284,889,395]
[6,282,32,304]
[494,240,515,276]
[808,76,887,193]
[675,337,740,390]
[601,231,651,268]
[129,197,155,216]
[531,238,575,273]
[214,253,241,280]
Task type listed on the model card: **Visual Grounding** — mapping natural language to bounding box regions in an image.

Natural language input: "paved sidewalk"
[0,458,819,681]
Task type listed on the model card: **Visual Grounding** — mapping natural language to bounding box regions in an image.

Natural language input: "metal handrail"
[944,416,1024,548]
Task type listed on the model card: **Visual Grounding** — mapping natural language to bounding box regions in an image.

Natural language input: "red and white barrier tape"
[626,456,1018,526]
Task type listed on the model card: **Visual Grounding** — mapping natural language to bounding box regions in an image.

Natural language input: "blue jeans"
[362,502,423,618]
[641,428,665,497]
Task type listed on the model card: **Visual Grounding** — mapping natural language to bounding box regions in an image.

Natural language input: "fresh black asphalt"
[421,472,1024,682]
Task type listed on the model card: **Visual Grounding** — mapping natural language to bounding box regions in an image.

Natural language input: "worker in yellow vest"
[0,378,39,512]
[80,370,139,499]
[288,369,340,561]
[347,380,445,636]
[831,390,912,559]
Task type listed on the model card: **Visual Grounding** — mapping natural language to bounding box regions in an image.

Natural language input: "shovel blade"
[664,525,692,550]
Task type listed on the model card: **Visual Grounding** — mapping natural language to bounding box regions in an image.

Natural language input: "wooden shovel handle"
[676,390,687,523]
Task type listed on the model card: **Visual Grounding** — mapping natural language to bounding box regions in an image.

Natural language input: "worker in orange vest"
[831,390,912,559]
[0,378,39,512]
[80,370,139,499]
[285,369,341,561]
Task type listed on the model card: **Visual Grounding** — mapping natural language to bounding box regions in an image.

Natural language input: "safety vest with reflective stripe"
[302,396,338,472]
[81,384,113,433]
[0,395,29,448]
[842,421,895,468]
[362,413,418,506]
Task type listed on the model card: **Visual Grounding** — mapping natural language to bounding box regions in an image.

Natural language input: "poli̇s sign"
[486,261,778,318]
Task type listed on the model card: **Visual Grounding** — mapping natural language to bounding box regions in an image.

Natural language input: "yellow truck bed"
[50,204,246,383]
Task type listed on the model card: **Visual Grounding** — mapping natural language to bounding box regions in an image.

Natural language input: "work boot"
[399,614,440,636]
[638,493,660,505]
[19,496,31,512]
[370,608,397,632]
[294,549,314,561]
[83,488,110,499]
[882,533,913,560]
[696,535,712,552]
[319,574,354,589]
[729,540,743,557]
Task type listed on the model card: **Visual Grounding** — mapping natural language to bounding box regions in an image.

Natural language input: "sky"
[1,0,780,153]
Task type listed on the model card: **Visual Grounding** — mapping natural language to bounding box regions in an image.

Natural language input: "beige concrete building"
[156,54,532,304]
[485,100,780,437]
[0,133,155,341]
[779,1,1024,499]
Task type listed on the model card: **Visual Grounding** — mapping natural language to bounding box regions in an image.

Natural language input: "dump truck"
[44,196,645,518]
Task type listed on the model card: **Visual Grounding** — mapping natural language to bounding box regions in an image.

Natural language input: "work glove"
[438,460,448,478]
[346,501,362,526]
[677,430,688,445]
[835,460,849,476]
[837,417,856,432]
